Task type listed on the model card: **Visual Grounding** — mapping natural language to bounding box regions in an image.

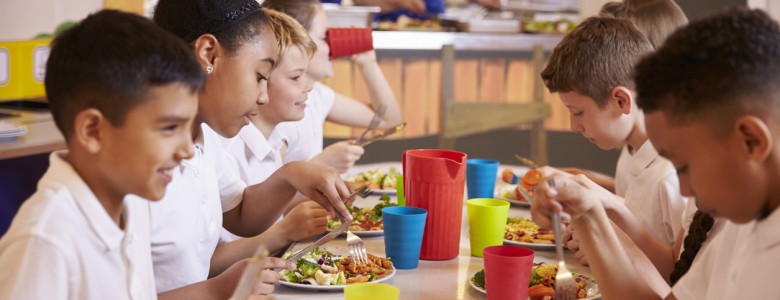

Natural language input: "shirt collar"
[624,140,659,177]
[238,124,274,161]
[754,205,780,250]
[43,151,127,251]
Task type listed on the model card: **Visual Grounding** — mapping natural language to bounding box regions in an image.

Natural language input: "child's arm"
[531,174,669,300]
[223,161,350,237]
[560,167,616,193]
[210,201,328,276]
[327,51,403,130]
[310,140,365,173]
[159,257,294,300]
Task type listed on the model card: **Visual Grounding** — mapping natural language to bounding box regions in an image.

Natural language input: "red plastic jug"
[403,149,467,260]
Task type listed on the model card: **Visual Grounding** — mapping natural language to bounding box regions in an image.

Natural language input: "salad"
[327,194,396,231]
[350,167,400,190]
[472,263,591,299]
[281,248,393,286]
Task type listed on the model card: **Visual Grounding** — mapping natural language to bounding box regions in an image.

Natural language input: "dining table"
[273,162,597,300]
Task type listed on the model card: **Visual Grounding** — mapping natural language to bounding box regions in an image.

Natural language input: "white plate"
[371,188,396,195]
[328,229,385,237]
[495,193,531,208]
[468,270,601,299]
[279,267,396,291]
[503,239,555,251]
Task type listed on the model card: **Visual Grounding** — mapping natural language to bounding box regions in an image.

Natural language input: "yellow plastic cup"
[344,283,400,300]
[467,198,510,257]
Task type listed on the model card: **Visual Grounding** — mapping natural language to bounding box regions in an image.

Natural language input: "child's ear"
[72,108,106,154]
[192,34,220,71]
[735,116,773,162]
[610,86,634,114]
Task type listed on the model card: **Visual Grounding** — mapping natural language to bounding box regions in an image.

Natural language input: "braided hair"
[669,210,714,284]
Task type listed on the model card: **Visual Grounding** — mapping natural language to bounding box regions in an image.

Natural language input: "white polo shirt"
[145,123,246,293]
[278,81,335,163]
[614,140,688,246]
[224,124,286,185]
[672,207,780,299]
[0,151,156,300]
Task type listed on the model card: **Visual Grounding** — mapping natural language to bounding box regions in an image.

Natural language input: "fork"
[354,104,387,145]
[344,186,372,266]
[549,178,578,300]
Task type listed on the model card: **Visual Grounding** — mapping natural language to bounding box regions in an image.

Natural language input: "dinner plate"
[503,239,555,251]
[468,270,601,299]
[279,266,396,292]
[371,188,396,195]
[328,228,385,237]
[494,193,531,208]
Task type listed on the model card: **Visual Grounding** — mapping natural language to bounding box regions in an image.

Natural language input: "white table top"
[274,162,594,300]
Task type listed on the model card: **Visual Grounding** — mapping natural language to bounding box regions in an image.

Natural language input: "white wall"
[0,0,102,41]
[579,0,612,18]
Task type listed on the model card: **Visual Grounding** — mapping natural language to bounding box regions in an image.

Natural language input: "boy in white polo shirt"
[0,10,202,299]
[532,8,780,299]
[538,15,689,276]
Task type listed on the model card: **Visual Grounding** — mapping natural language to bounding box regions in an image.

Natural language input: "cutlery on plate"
[549,178,578,300]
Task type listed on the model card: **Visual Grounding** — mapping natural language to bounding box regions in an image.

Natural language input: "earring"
[206,65,214,74]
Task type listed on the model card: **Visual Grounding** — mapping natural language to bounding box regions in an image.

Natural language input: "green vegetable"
[297,259,322,278]
[281,270,301,283]
[372,194,397,218]
[473,269,485,288]
[334,272,347,285]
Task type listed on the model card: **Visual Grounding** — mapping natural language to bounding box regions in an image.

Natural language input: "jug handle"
[402,150,407,203]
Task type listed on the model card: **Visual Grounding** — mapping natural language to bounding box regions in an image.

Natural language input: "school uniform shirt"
[614,140,688,246]
[278,81,336,164]
[144,123,246,293]
[672,207,780,299]
[224,124,286,185]
[0,151,156,300]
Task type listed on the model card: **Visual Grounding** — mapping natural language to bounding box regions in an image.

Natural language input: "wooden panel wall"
[321,56,570,139]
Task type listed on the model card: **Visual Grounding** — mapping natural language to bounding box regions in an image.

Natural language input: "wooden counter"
[0,109,65,160]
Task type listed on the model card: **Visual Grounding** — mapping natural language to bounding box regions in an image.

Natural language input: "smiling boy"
[0,10,201,299]
[532,7,780,299]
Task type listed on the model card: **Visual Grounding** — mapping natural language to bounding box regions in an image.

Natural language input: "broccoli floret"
[372,194,397,218]
[473,269,485,289]
[334,271,347,285]
[529,267,542,286]
[297,259,321,278]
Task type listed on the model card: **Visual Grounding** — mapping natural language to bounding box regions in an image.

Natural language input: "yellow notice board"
[0,39,52,100]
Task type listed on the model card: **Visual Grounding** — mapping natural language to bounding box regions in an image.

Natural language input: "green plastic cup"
[396,175,405,206]
[467,198,510,257]
[344,283,400,300]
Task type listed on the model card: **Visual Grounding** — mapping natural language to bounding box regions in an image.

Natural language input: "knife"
[355,104,388,145]
[286,220,350,262]
[358,122,406,147]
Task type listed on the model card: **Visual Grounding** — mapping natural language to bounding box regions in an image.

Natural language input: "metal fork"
[345,185,372,265]
[354,104,387,145]
[549,178,578,300]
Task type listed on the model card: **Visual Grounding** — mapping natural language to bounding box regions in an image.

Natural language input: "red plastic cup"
[326,27,373,59]
[402,149,467,260]
[483,245,535,300]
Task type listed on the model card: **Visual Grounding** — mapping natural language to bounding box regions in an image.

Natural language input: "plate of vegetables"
[469,263,601,299]
[280,248,396,291]
[326,194,396,237]
[348,167,400,194]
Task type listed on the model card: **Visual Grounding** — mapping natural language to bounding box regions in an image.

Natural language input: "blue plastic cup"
[382,206,428,269]
[466,159,500,199]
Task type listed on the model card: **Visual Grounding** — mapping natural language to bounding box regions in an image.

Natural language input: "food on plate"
[327,194,396,231]
[281,248,394,286]
[472,263,591,299]
[522,20,576,34]
[505,217,554,244]
[376,15,442,31]
[501,168,519,184]
[521,168,541,191]
[350,167,399,190]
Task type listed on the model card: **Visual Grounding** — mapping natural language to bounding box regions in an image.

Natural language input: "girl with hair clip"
[262,0,403,174]
[146,0,356,298]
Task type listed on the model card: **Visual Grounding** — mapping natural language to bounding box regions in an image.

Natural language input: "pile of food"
[472,263,591,299]
[281,248,394,286]
[499,168,541,202]
[327,194,396,231]
[522,20,577,34]
[350,167,399,190]
[376,15,442,31]
[505,217,554,244]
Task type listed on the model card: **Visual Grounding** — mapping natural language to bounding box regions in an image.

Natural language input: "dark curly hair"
[635,7,780,133]
[45,9,203,141]
[153,0,271,54]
